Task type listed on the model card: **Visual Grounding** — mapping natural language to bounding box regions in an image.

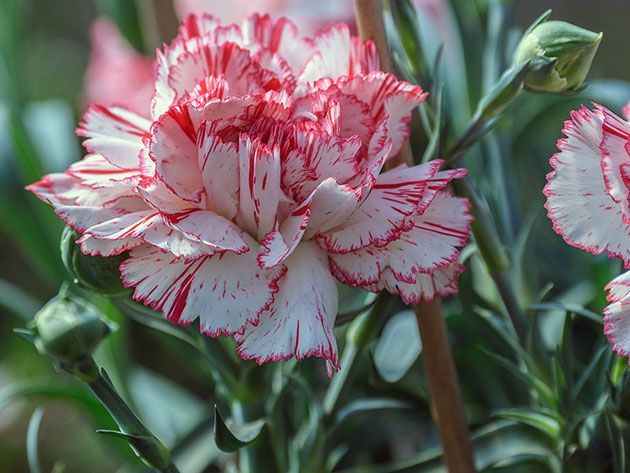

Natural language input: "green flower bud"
[61,226,130,298]
[514,12,602,94]
[32,293,116,380]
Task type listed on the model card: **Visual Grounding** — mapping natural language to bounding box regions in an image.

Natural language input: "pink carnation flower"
[29,15,471,373]
[83,18,154,115]
[544,104,630,359]
[175,0,354,35]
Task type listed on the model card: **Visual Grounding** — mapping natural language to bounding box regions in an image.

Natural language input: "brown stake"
[352,1,477,472]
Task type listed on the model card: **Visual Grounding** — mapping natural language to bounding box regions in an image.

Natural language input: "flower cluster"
[29,14,471,373]
[545,102,630,359]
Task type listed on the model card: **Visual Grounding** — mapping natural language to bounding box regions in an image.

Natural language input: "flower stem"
[353,3,477,472]
[416,299,477,473]
[85,360,180,473]
[232,402,256,473]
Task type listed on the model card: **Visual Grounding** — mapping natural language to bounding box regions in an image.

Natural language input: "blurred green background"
[1,0,629,472]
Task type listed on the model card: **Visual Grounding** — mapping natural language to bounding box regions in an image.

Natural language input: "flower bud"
[61,226,130,298]
[32,293,116,380]
[513,13,602,94]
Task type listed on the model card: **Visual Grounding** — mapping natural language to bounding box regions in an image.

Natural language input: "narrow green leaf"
[335,398,413,426]
[27,407,45,473]
[529,303,603,326]
[482,349,556,407]
[570,346,608,406]
[494,408,562,442]
[1,279,41,321]
[213,405,264,453]
[0,380,114,429]
[604,411,625,473]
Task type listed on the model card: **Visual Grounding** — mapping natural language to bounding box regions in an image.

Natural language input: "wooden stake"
[353,1,477,471]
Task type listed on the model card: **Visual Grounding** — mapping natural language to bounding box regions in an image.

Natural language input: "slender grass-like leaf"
[26,407,45,473]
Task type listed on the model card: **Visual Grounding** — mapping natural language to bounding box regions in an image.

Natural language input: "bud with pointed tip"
[32,292,116,381]
[514,12,602,94]
[61,226,130,298]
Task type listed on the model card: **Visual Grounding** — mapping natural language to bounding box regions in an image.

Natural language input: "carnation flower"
[175,0,354,34]
[544,104,630,359]
[85,1,354,114]
[83,18,154,115]
[29,14,471,374]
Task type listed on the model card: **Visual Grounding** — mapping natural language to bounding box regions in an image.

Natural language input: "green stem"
[84,360,179,473]
[232,401,258,473]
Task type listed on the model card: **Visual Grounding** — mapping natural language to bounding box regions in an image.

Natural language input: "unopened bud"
[32,293,116,380]
[61,226,130,298]
[514,12,602,94]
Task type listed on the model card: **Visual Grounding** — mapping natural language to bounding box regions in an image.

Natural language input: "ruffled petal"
[298,23,378,86]
[120,242,286,336]
[138,179,250,254]
[318,161,446,254]
[26,173,145,233]
[236,241,339,372]
[600,107,630,218]
[236,135,281,241]
[78,209,215,260]
[376,261,465,305]
[78,234,142,257]
[66,154,141,189]
[198,123,240,220]
[604,271,630,359]
[77,105,151,169]
[150,104,203,202]
[330,191,471,298]
[335,72,427,157]
[544,106,630,266]
[281,128,362,202]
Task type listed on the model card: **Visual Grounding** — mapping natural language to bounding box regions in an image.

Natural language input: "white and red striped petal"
[150,105,203,203]
[236,135,281,241]
[259,175,370,269]
[544,106,630,266]
[77,105,151,169]
[298,23,378,86]
[78,234,142,257]
[120,242,286,336]
[330,191,471,297]
[319,161,445,254]
[138,178,250,254]
[236,241,339,371]
[281,128,362,202]
[241,14,311,75]
[335,72,427,157]
[78,209,216,260]
[600,107,630,219]
[377,261,465,305]
[604,271,630,359]
[67,154,141,189]
[26,173,144,233]
[198,124,240,220]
